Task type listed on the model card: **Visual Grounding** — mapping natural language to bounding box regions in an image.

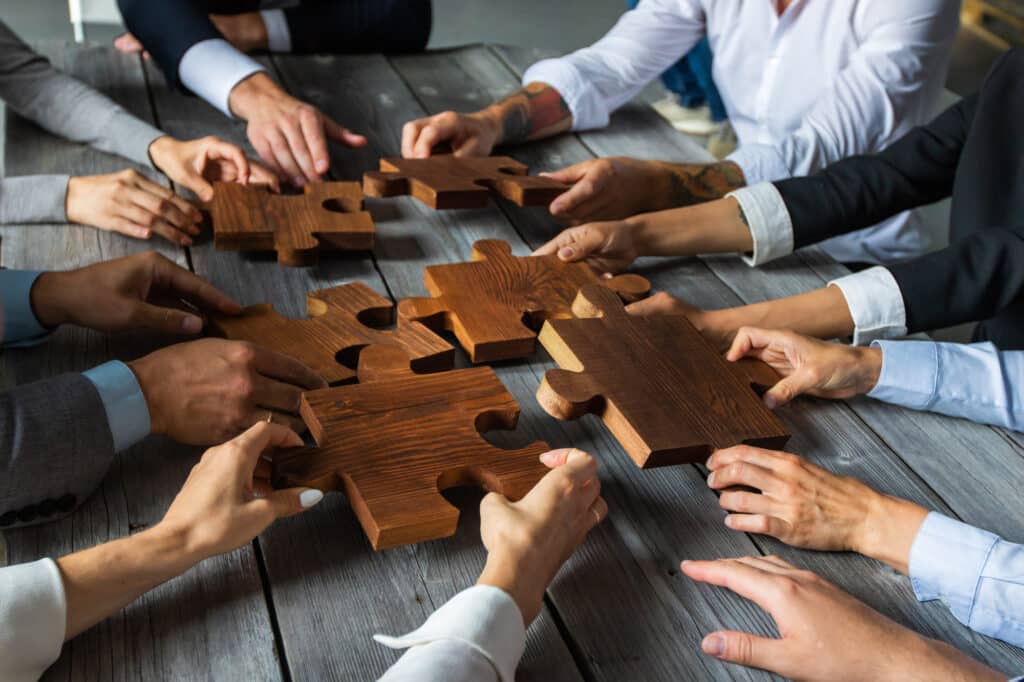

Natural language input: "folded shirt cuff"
[178,38,266,117]
[0,175,71,225]
[82,361,151,452]
[0,559,66,681]
[828,267,907,346]
[522,58,608,131]
[0,270,50,346]
[909,512,998,624]
[727,183,794,266]
[261,9,292,53]
[867,340,939,410]
[374,585,525,682]
[727,144,791,186]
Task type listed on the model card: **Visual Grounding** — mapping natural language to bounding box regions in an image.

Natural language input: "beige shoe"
[707,120,738,160]
[651,95,721,136]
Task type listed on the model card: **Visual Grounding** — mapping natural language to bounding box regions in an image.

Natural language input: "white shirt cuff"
[728,183,794,266]
[0,559,66,682]
[374,585,525,682]
[261,10,292,53]
[828,267,907,345]
[727,143,791,186]
[178,38,266,117]
[522,58,609,131]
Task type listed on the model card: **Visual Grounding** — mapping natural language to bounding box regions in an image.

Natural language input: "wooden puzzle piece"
[537,285,790,469]
[362,156,570,209]
[273,346,551,550]
[398,239,651,363]
[208,182,374,267]
[210,282,453,384]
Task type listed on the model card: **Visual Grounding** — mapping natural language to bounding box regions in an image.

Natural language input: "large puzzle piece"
[537,285,790,469]
[208,182,374,267]
[398,239,651,363]
[362,156,570,209]
[210,282,453,384]
[273,346,551,549]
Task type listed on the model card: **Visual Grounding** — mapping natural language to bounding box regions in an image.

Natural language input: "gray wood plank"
[396,45,1024,675]
[0,43,282,681]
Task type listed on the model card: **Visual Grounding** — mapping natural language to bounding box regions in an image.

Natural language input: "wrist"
[143,521,208,571]
[127,354,164,437]
[854,346,883,394]
[29,271,71,328]
[147,135,176,173]
[228,71,279,119]
[854,492,928,574]
[474,107,504,146]
[477,551,543,626]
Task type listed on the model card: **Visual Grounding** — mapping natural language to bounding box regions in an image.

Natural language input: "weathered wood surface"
[2,42,1023,682]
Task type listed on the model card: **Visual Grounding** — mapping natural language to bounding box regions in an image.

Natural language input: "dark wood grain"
[539,285,789,467]
[211,281,453,384]
[364,155,569,208]
[276,345,550,549]
[398,238,650,363]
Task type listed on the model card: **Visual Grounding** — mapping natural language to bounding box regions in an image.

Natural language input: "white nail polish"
[299,489,324,508]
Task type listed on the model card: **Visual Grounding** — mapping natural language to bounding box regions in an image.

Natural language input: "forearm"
[628,196,753,257]
[228,71,283,120]
[655,161,746,208]
[477,83,573,147]
[707,286,856,344]
[56,524,201,639]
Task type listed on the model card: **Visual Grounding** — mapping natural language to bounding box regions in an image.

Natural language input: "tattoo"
[662,161,746,208]
[494,83,573,144]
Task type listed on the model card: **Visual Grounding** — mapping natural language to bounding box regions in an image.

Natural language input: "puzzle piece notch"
[208,182,375,267]
[363,156,570,209]
[210,282,454,385]
[273,345,550,549]
[537,285,790,469]
[398,239,651,363]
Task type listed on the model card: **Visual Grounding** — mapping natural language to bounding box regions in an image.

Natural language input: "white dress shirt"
[523,0,958,265]
[0,559,66,682]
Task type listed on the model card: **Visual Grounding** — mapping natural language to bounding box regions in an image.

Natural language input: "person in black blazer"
[534,48,1024,350]
[116,0,431,187]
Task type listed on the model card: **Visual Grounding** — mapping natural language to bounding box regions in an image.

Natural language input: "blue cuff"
[866,340,938,409]
[908,512,998,625]
[82,361,151,452]
[0,270,49,346]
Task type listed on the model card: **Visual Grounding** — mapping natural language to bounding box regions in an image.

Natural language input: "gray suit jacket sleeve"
[0,373,116,529]
[0,20,165,224]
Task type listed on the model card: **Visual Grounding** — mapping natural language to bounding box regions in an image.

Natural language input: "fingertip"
[763,394,778,410]
[181,314,203,334]
[558,246,575,261]
[299,488,324,509]
[701,634,726,658]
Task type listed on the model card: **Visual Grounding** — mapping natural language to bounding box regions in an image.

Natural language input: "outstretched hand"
[532,219,640,275]
[148,135,280,201]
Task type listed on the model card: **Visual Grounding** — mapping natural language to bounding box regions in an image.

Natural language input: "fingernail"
[293,177,304,187]
[602,272,613,279]
[764,395,777,409]
[539,451,559,466]
[702,634,725,657]
[680,559,692,566]
[181,315,203,333]
[724,515,735,527]
[706,472,716,487]
[558,247,575,259]
[299,489,324,509]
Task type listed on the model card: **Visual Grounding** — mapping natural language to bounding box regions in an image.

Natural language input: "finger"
[700,630,782,672]
[724,513,789,538]
[763,373,811,409]
[109,218,152,240]
[322,116,367,149]
[150,254,242,315]
[251,346,328,391]
[531,226,603,263]
[285,111,320,183]
[263,486,325,519]
[706,445,791,473]
[401,119,425,158]
[707,461,780,494]
[549,178,601,217]
[265,128,305,187]
[756,555,795,570]
[556,193,618,225]
[540,448,598,482]
[734,556,795,576]
[252,136,284,180]
[231,421,304,470]
[244,408,308,435]
[117,203,191,241]
[252,375,305,414]
[413,118,457,159]
[132,301,205,334]
[540,161,591,185]
[625,295,678,317]
[718,490,776,516]
[726,327,760,362]
[248,160,281,192]
[131,174,202,225]
[586,496,609,529]
[147,219,195,246]
[208,140,251,186]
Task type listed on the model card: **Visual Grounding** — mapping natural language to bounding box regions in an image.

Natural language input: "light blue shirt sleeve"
[82,361,151,453]
[0,270,49,346]
[867,340,1024,432]
[909,512,1024,648]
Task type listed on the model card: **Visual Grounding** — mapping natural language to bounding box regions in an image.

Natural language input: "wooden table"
[2,43,1023,682]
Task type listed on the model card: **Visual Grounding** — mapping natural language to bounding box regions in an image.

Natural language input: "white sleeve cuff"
[178,38,266,117]
[0,559,66,682]
[828,266,907,345]
[522,58,609,131]
[867,340,939,410]
[261,10,292,53]
[728,183,794,266]
[727,143,792,186]
[374,585,525,682]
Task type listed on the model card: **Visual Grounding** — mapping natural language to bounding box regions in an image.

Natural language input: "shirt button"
[38,499,58,517]
[57,494,77,513]
[0,511,17,526]
[17,505,38,523]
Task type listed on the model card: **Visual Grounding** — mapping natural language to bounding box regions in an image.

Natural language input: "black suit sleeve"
[283,0,431,54]
[773,95,975,248]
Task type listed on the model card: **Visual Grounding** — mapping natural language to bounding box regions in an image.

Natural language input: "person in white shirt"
[400,0,958,266]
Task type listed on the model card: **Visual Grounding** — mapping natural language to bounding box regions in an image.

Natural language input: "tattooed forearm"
[491,82,573,145]
[659,161,746,208]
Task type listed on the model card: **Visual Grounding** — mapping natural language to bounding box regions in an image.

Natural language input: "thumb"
[265,487,325,519]
[762,373,808,409]
[133,301,204,335]
[701,630,780,671]
[541,161,589,184]
[177,160,216,202]
[323,117,367,148]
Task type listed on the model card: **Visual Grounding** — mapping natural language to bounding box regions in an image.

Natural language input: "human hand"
[209,12,268,53]
[113,32,149,59]
[29,251,240,334]
[532,219,641,275]
[727,327,882,408]
[543,157,677,223]
[477,448,608,624]
[401,110,500,159]
[148,135,280,202]
[158,422,325,560]
[706,446,928,572]
[128,338,327,445]
[66,169,203,245]
[626,292,735,349]
[229,72,367,186]
[682,556,1003,681]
